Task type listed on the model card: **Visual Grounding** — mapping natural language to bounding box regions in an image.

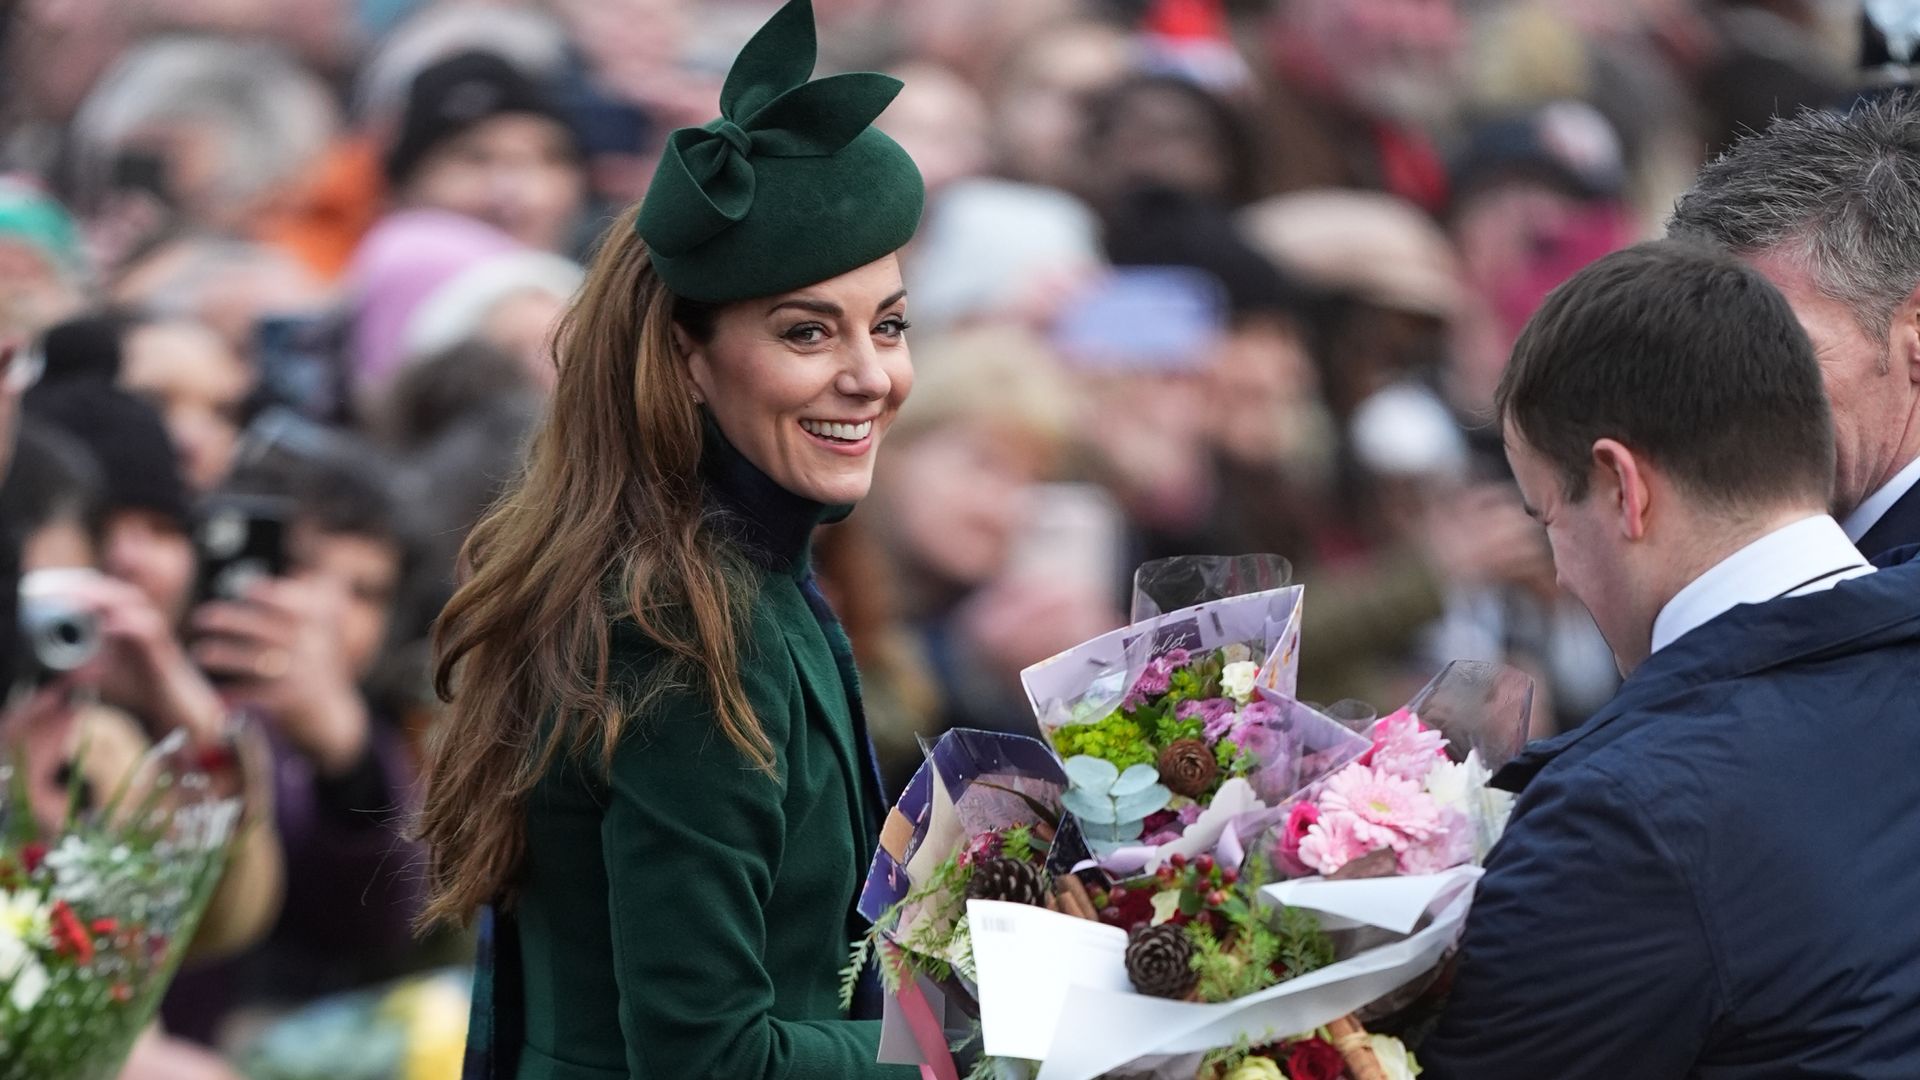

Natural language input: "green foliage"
[1179,854,1335,1004]
[1000,824,1040,867]
[1166,652,1224,706]
[1275,904,1336,979]
[1052,714,1157,770]
[1215,738,1258,777]
[842,852,977,1009]
[1150,708,1204,748]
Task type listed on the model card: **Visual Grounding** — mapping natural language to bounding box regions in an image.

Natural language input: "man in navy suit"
[1422,241,1920,1079]
[1671,96,1920,559]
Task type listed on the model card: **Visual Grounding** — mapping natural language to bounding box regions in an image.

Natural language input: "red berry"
[1220,867,1239,886]
[1196,854,1215,874]
[1169,853,1188,869]
[1206,890,1228,907]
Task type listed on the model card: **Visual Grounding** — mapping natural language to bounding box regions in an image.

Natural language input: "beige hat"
[1239,190,1467,320]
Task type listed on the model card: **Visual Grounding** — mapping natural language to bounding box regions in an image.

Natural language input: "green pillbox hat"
[636,0,925,303]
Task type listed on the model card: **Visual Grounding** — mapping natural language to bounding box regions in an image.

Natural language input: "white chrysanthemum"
[1423,751,1515,861]
[0,888,51,997]
[1220,661,1259,705]
[8,956,48,1011]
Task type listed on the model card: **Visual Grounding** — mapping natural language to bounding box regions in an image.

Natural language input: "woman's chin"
[783,468,874,506]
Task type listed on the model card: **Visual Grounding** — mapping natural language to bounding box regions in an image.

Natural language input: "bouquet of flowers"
[852,728,1089,1080]
[0,730,243,1079]
[967,650,1530,1079]
[1022,558,1368,874]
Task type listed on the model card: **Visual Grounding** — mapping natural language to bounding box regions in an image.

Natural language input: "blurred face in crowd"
[877,63,990,196]
[880,419,1048,588]
[22,513,94,572]
[1209,313,1319,466]
[121,319,252,493]
[400,114,587,254]
[290,522,401,682]
[994,23,1131,188]
[1747,251,1920,518]
[1090,82,1238,205]
[1454,180,1635,351]
[103,509,195,626]
[679,256,912,506]
[1276,0,1464,125]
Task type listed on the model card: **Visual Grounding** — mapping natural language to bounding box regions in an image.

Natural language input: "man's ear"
[1895,282,1920,386]
[1591,437,1650,542]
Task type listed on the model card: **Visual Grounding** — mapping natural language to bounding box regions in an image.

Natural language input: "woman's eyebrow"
[769,297,842,317]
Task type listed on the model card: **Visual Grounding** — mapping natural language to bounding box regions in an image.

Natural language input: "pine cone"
[1158,738,1220,798]
[966,857,1047,906]
[1126,923,1198,999]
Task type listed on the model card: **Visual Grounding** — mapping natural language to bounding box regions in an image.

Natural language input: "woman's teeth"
[801,419,873,441]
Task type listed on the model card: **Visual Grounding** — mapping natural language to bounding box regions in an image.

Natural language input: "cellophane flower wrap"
[966,660,1535,1080]
[0,730,243,1080]
[852,728,1074,1079]
[1021,557,1369,877]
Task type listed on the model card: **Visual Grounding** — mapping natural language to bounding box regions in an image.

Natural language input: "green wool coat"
[501,435,917,1080]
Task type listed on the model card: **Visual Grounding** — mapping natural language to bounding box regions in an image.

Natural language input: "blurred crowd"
[0,0,1895,1075]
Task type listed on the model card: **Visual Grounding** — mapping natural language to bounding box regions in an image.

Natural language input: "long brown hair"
[415,223,770,929]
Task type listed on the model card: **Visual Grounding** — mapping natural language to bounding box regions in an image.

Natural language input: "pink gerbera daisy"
[1318,764,1442,851]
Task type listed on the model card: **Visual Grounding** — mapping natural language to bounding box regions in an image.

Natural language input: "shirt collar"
[1650,514,1872,656]
[1843,453,1920,544]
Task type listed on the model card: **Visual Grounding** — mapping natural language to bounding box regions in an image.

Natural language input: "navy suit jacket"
[1856,480,1920,562]
[1423,553,1920,1080]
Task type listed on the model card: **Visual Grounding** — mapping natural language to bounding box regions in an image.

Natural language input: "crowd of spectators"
[0,0,1894,1075]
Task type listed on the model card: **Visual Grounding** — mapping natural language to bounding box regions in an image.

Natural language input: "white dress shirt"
[1650,514,1875,655]
[1843,453,1920,544]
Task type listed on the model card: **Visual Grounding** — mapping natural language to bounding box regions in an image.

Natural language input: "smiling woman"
[679,261,913,507]
[412,2,926,1078]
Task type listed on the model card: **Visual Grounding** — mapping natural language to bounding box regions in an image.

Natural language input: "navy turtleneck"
[697,412,851,578]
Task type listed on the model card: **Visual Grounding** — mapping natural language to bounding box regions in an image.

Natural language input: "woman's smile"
[798,417,878,455]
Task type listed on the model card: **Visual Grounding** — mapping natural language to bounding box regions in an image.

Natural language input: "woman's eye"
[875,316,912,339]
[783,323,828,345]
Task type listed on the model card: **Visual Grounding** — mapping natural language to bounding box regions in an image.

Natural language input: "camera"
[18,569,102,686]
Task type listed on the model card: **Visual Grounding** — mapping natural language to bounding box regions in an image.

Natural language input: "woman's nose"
[835,339,891,400]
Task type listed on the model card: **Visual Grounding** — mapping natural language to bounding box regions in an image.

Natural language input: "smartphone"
[192,495,292,609]
[1049,266,1229,372]
[1006,483,1126,596]
[253,312,350,425]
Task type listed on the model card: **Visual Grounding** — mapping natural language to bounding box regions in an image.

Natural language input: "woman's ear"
[673,324,714,406]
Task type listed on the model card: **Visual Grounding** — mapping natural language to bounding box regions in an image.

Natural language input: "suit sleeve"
[1420,763,1722,1080]
[600,636,914,1080]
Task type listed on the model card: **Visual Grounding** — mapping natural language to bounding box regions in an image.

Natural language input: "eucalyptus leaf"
[1063,755,1120,792]
[1060,787,1116,824]
[1112,783,1173,821]
[1110,763,1163,798]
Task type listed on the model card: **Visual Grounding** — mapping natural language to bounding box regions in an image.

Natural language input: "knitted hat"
[25,382,191,530]
[385,50,577,186]
[635,0,924,302]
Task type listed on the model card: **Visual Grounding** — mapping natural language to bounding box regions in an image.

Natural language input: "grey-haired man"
[1670,94,1920,559]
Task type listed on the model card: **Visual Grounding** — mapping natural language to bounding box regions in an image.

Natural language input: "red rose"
[1286,1036,1346,1080]
[21,841,47,873]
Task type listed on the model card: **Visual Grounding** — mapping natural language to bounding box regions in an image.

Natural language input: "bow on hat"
[637,0,903,258]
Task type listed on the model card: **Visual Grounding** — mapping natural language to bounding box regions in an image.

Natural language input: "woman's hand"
[191,578,371,777]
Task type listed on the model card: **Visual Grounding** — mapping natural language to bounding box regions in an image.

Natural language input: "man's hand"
[190,578,370,776]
